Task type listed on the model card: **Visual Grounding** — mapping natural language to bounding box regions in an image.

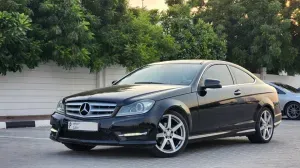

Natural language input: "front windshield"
[272,82,300,93]
[117,64,202,86]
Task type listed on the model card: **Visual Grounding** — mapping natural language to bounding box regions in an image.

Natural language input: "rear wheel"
[151,111,189,157]
[64,143,95,151]
[248,108,274,143]
[285,102,300,120]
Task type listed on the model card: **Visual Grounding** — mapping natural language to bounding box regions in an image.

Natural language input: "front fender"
[151,99,192,131]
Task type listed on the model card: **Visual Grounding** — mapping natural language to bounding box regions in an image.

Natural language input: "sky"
[129,0,168,10]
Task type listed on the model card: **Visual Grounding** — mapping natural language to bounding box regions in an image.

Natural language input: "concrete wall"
[254,73,300,88]
[0,62,127,116]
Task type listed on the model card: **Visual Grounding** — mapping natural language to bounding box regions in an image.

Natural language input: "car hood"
[64,84,191,105]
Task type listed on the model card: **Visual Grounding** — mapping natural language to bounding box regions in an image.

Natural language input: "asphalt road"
[0,120,299,168]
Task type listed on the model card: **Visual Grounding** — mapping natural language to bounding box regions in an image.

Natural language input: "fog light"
[118,132,147,137]
[51,128,58,133]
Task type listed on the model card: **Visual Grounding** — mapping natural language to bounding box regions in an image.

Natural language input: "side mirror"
[112,80,117,85]
[202,79,222,89]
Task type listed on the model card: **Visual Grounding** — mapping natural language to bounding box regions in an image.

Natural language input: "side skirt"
[188,128,256,142]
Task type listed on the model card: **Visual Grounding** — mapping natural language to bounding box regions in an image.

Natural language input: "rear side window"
[273,86,285,94]
[229,66,255,84]
[201,65,234,86]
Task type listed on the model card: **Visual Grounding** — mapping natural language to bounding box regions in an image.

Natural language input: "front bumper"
[50,113,158,147]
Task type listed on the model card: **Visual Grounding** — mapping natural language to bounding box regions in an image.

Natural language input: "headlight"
[117,100,155,116]
[56,100,65,114]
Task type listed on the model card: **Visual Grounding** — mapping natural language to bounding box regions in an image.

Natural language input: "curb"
[0,120,50,129]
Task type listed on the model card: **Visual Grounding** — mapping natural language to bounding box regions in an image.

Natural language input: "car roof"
[150,59,230,65]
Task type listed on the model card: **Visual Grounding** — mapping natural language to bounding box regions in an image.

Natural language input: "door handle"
[234,89,241,96]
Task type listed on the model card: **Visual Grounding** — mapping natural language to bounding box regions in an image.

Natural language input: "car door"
[195,64,239,133]
[227,65,258,129]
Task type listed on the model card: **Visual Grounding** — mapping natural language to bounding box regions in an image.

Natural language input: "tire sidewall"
[151,110,189,158]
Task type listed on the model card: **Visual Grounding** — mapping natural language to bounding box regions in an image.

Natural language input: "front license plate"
[68,121,98,131]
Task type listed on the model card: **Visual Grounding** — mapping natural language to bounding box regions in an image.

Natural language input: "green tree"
[105,11,178,69]
[28,0,94,69]
[82,0,177,71]
[0,0,32,14]
[161,4,227,61]
[0,11,41,75]
[281,0,300,74]
[198,0,298,73]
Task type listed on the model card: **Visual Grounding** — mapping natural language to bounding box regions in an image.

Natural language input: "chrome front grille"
[66,102,117,118]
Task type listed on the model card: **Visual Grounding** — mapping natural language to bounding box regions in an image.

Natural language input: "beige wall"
[0,63,127,116]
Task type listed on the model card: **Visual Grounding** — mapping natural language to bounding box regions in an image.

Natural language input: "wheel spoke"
[267,115,271,124]
[173,134,184,140]
[264,112,268,122]
[160,138,167,150]
[168,115,172,128]
[159,123,166,131]
[260,118,266,124]
[156,133,164,139]
[172,122,183,132]
[263,129,267,139]
[260,126,264,131]
[169,139,176,151]
[267,125,273,128]
[266,129,270,138]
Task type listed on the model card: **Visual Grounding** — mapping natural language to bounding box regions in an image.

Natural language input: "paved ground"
[0,120,299,168]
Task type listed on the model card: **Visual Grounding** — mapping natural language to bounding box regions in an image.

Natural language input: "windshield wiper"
[134,82,165,84]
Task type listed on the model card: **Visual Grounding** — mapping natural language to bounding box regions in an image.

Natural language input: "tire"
[284,102,300,120]
[64,143,96,151]
[151,111,189,158]
[248,107,274,143]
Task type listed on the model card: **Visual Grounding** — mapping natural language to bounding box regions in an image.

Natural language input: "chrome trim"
[118,132,148,137]
[234,120,255,126]
[66,102,117,118]
[275,113,282,117]
[66,102,116,106]
[51,128,58,133]
[237,129,255,134]
[274,120,282,126]
[188,131,229,140]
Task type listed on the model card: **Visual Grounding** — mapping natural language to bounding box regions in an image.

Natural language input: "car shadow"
[49,138,251,159]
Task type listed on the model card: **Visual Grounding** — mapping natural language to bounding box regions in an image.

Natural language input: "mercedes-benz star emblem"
[79,103,90,116]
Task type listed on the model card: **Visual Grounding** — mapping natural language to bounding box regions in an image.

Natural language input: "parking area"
[0,120,299,168]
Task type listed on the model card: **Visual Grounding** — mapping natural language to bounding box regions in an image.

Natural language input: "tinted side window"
[201,65,234,86]
[230,66,255,84]
[274,86,285,94]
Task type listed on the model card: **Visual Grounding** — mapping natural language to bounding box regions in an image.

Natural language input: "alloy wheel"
[259,110,273,141]
[286,103,300,119]
[155,114,186,154]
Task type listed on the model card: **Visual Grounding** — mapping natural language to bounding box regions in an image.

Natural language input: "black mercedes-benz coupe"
[50,60,282,157]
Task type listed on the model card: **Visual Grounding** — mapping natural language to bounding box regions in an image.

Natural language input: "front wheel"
[64,143,96,151]
[151,111,189,158]
[248,108,274,143]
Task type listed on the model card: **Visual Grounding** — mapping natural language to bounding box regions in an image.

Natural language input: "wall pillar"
[260,67,267,80]
[96,68,106,88]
